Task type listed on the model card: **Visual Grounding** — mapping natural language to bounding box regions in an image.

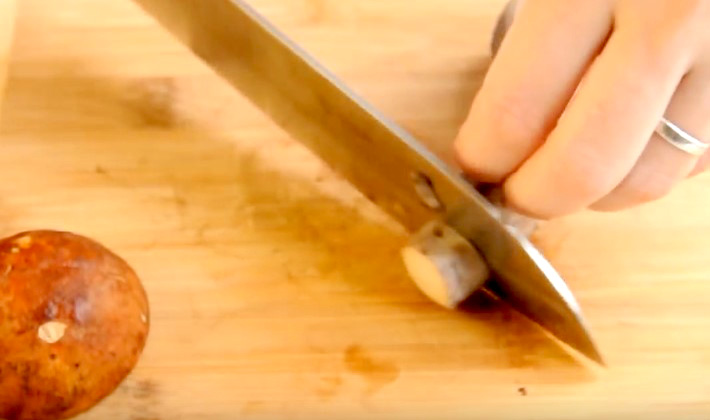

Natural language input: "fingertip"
[502,169,583,220]
[453,126,506,184]
[500,176,553,220]
[588,200,631,213]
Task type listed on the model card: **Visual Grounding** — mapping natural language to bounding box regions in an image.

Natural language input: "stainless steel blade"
[132,0,603,364]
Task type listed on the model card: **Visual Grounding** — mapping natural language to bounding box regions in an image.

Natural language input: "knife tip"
[556,332,607,368]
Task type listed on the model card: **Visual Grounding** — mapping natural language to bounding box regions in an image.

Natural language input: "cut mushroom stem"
[37,321,67,344]
[401,221,490,309]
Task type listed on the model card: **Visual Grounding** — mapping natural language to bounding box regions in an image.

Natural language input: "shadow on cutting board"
[1,54,597,385]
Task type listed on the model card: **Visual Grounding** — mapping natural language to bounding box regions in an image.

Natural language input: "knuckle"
[619,1,706,65]
[626,35,684,76]
[486,95,541,151]
[562,144,621,200]
[455,94,544,181]
[670,0,710,30]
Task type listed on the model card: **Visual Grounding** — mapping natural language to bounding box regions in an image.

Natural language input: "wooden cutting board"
[2,0,710,418]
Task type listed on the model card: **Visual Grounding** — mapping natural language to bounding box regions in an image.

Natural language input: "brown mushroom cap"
[0,230,150,420]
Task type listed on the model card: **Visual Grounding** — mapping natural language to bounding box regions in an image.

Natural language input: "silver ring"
[655,117,708,156]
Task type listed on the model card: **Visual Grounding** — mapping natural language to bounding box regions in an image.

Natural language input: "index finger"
[454,0,613,182]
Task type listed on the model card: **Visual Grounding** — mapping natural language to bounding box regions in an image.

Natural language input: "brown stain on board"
[344,345,399,395]
[128,379,161,420]
[131,379,158,401]
[121,77,179,129]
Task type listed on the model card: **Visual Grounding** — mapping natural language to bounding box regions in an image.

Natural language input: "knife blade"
[132,0,603,364]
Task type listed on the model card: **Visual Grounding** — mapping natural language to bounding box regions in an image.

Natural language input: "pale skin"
[455,0,710,219]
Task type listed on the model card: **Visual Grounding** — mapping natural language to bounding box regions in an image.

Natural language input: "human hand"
[455,0,710,219]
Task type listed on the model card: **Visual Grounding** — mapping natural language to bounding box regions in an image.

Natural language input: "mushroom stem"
[401,221,490,309]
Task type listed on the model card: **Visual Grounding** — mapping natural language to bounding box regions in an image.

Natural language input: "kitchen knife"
[132,0,603,364]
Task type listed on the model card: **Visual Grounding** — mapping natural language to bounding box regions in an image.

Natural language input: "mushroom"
[0,230,150,420]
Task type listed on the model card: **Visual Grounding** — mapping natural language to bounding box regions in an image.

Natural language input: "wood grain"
[2,0,710,419]
[0,0,17,116]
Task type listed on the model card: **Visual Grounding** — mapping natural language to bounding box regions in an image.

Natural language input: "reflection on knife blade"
[131,0,603,365]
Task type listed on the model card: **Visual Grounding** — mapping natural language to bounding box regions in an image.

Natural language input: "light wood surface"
[0,0,17,116]
[3,0,710,418]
